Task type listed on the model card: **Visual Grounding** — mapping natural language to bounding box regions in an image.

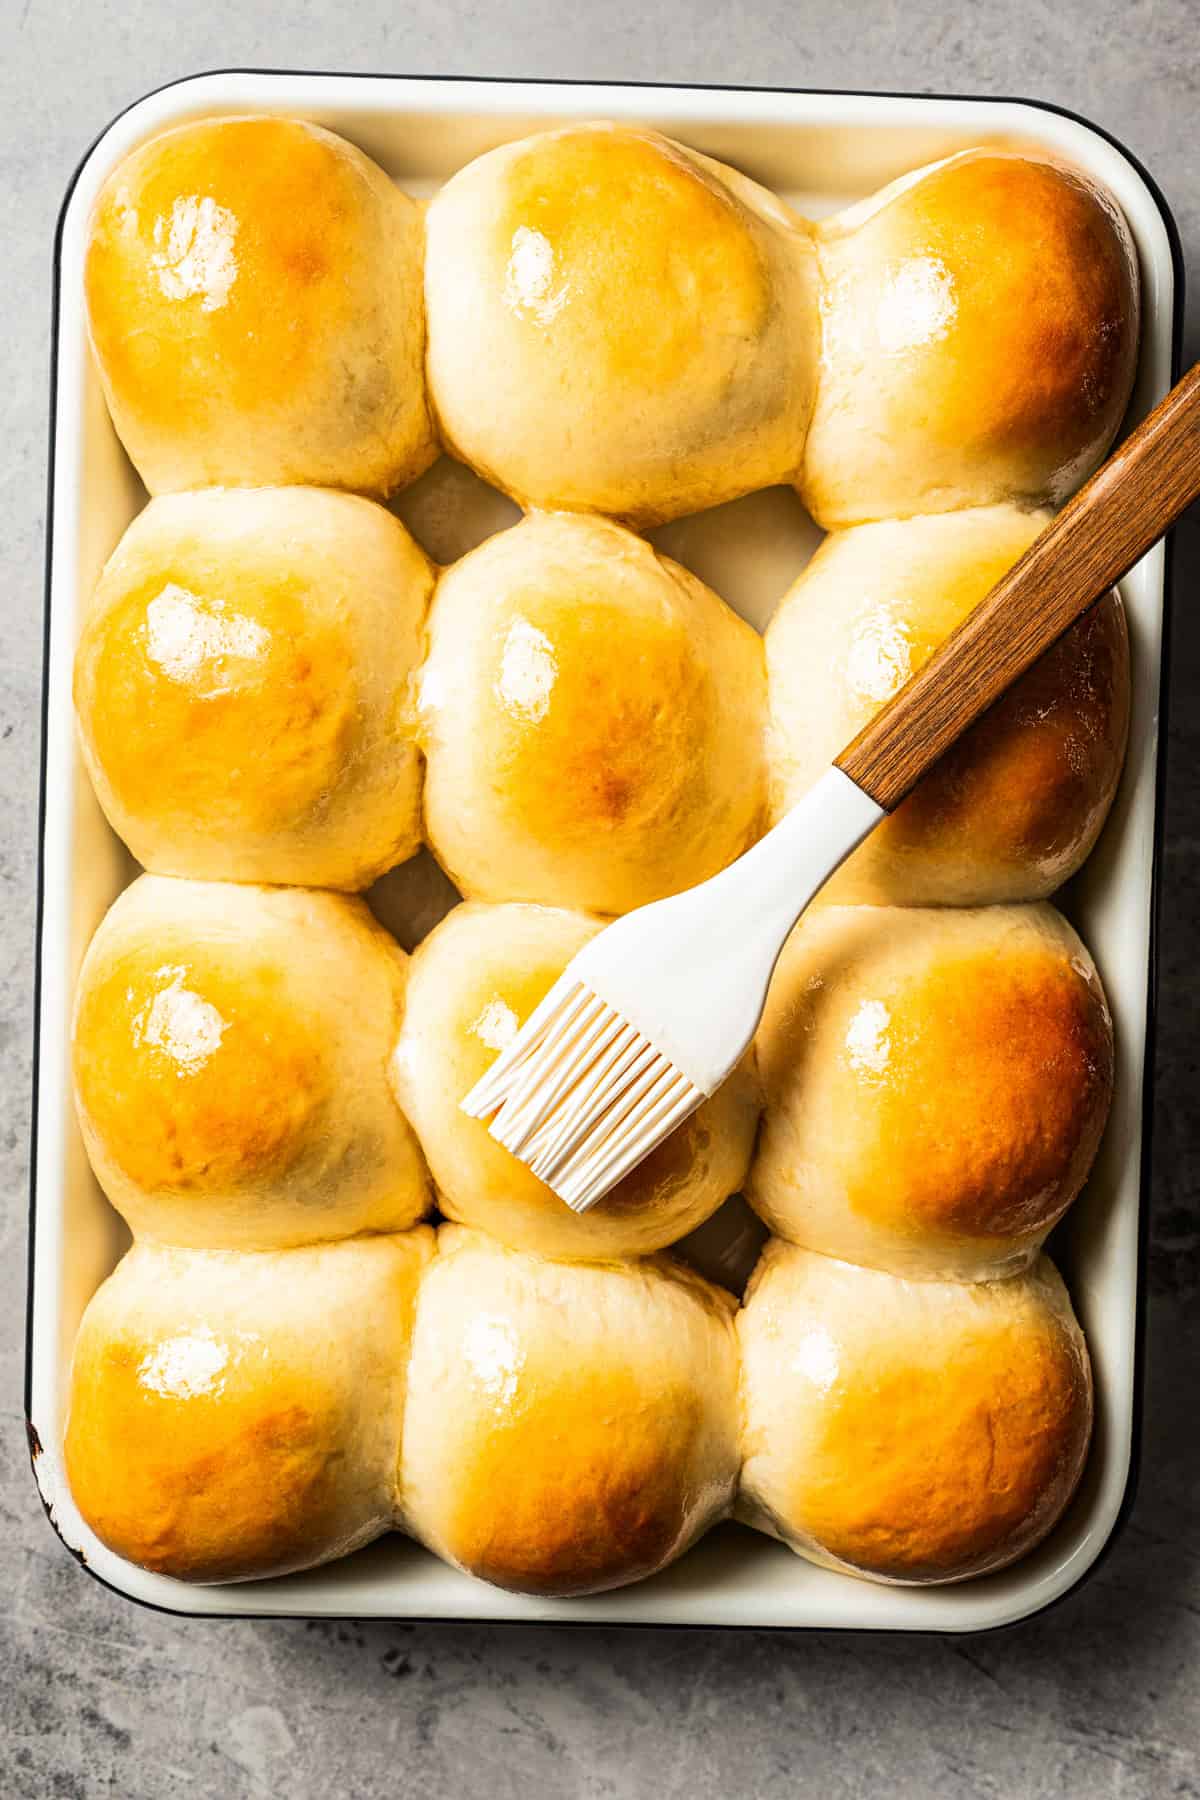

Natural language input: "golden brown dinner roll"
[737,1243,1093,1584]
[765,505,1130,905]
[85,116,436,496]
[419,512,767,913]
[401,1227,740,1595]
[74,487,433,890]
[748,904,1113,1281]
[424,123,818,525]
[72,875,429,1250]
[65,1229,433,1581]
[801,149,1139,527]
[393,901,759,1258]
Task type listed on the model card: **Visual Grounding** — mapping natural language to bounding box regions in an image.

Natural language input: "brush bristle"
[459,979,706,1212]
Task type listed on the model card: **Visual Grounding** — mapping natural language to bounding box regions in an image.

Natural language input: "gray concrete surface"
[3,3,1199,1795]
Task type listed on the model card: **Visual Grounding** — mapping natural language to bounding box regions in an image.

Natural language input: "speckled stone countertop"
[3,5,1198,1795]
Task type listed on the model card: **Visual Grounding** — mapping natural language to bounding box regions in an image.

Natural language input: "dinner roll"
[72,876,429,1250]
[65,1230,433,1581]
[748,904,1113,1281]
[424,123,818,525]
[419,512,766,913]
[765,505,1130,905]
[393,902,759,1258]
[401,1227,740,1595]
[74,487,433,890]
[738,1243,1093,1584]
[85,116,436,496]
[801,149,1139,527]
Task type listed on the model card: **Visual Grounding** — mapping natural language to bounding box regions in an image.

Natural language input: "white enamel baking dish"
[28,72,1180,1631]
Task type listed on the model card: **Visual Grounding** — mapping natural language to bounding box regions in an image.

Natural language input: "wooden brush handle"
[836,361,1200,813]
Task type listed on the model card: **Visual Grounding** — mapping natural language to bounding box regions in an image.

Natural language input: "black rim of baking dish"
[27,71,1185,1635]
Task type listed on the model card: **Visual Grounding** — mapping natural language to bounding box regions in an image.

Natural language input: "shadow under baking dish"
[27,70,1183,1631]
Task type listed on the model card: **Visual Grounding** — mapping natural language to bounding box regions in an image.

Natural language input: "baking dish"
[28,72,1181,1630]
